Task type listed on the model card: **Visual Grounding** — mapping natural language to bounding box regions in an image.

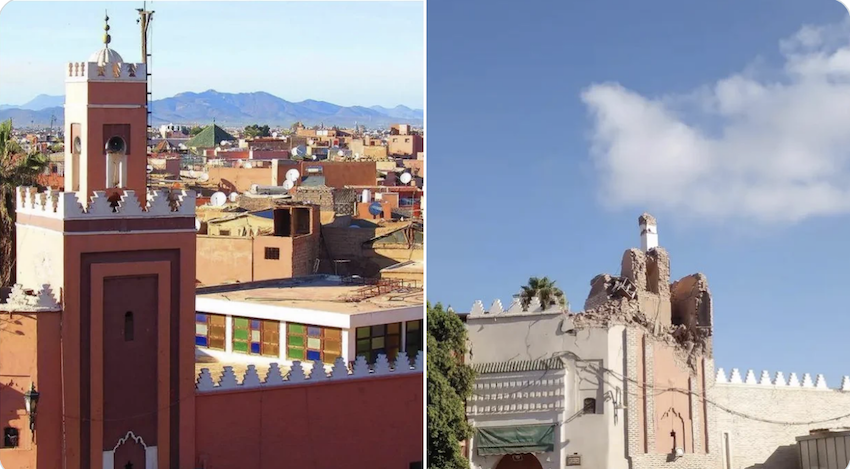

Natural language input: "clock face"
[73,137,81,154]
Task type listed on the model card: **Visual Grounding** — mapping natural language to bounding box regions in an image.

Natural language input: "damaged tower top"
[639,212,658,252]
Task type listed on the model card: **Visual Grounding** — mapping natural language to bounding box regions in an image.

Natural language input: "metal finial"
[103,11,111,46]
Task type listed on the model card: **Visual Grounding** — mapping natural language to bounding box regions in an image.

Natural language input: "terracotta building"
[0,20,423,469]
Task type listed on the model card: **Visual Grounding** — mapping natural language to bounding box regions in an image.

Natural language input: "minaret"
[639,212,658,251]
[64,12,148,198]
[6,14,197,469]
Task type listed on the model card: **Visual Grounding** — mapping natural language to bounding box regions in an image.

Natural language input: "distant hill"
[0,90,422,128]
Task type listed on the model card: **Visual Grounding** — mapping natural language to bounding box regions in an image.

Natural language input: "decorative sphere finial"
[103,11,111,46]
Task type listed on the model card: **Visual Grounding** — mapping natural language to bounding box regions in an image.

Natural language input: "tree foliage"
[428,302,476,469]
[520,276,568,311]
[244,124,271,139]
[0,119,48,286]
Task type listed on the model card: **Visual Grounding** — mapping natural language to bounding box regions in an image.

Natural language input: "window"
[233,317,280,357]
[195,313,226,350]
[355,323,401,363]
[219,229,231,236]
[265,247,280,260]
[583,398,597,414]
[287,323,342,363]
[3,427,18,448]
[405,320,423,360]
[124,311,134,341]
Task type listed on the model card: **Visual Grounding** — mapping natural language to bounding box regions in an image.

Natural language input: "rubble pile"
[572,273,711,371]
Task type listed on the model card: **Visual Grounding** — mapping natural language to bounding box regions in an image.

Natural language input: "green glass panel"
[371,337,385,349]
[288,347,305,360]
[356,339,371,352]
[288,335,304,347]
[288,323,304,334]
[233,341,249,353]
[233,329,249,340]
[356,327,370,339]
[406,320,420,331]
[234,317,249,327]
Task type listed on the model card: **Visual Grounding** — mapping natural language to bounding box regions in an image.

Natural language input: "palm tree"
[0,119,48,286]
[519,276,569,311]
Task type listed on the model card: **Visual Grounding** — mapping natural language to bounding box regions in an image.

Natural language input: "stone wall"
[711,370,850,469]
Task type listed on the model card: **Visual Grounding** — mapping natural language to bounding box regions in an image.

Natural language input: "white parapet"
[16,186,196,220]
[716,368,839,391]
[468,296,552,317]
[196,351,423,392]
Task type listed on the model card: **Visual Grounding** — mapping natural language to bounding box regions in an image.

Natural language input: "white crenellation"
[195,351,424,392]
[802,373,814,388]
[242,365,262,388]
[66,61,146,81]
[373,354,392,374]
[287,361,307,383]
[717,368,844,391]
[730,368,743,384]
[310,360,327,379]
[468,296,558,317]
[265,363,285,385]
[15,186,196,220]
[788,373,801,387]
[1,283,61,312]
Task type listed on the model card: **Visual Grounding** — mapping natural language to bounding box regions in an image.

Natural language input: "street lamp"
[23,383,40,441]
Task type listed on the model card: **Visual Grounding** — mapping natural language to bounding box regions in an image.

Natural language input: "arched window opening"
[124,311,134,341]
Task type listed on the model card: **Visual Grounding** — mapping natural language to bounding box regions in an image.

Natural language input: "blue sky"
[0,1,424,108]
[428,0,850,384]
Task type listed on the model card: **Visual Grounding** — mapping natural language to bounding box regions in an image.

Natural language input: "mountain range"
[0,90,423,128]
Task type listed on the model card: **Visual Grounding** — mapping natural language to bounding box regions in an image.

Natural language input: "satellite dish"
[210,192,227,207]
[199,173,210,182]
[229,192,238,202]
[188,170,197,178]
[354,153,360,160]
[308,139,314,145]
[400,172,413,184]
[368,202,383,217]
[311,155,317,160]
[195,219,202,232]
[285,169,300,182]
[244,162,252,169]
[146,165,153,174]
[282,180,295,191]
[237,159,243,165]
[337,150,344,157]
[251,184,259,193]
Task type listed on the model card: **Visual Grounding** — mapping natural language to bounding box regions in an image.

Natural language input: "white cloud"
[582,19,850,224]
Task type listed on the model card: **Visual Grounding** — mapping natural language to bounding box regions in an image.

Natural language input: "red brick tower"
[2,15,196,469]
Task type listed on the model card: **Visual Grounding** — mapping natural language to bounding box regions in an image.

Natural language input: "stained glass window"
[232,317,279,357]
[286,323,342,363]
[405,320,422,361]
[355,322,401,364]
[195,313,226,350]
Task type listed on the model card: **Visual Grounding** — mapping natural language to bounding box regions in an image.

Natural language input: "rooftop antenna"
[137,1,154,189]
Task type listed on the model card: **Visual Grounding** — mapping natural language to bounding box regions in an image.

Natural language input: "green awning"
[476,425,555,456]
